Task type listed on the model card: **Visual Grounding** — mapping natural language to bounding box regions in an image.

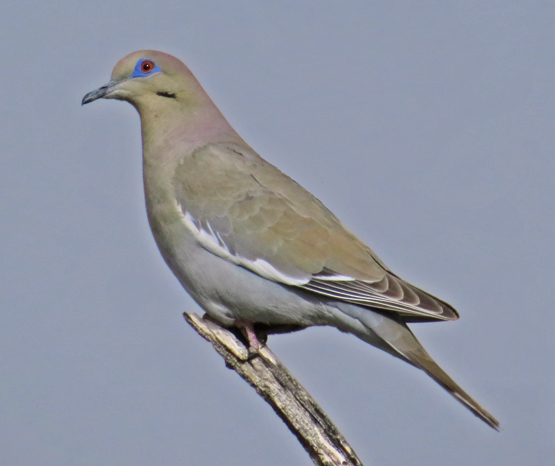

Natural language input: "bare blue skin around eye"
[131,58,162,78]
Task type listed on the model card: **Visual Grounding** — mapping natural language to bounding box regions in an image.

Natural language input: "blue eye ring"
[132,58,162,78]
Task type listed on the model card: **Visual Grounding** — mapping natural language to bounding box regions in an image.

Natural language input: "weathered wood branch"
[183,312,364,466]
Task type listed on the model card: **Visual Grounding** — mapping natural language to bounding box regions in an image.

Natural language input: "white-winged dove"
[83,50,499,430]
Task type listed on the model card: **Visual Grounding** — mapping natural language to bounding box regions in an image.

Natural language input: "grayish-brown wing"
[173,143,458,322]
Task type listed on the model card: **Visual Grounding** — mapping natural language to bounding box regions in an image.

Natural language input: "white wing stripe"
[177,204,308,286]
[314,274,356,281]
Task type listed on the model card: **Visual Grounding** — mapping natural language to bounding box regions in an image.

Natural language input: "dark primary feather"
[303,268,459,322]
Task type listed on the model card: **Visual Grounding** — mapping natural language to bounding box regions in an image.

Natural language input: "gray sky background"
[1,2,553,465]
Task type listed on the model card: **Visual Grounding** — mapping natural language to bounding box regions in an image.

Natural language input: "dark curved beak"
[81,81,119,105]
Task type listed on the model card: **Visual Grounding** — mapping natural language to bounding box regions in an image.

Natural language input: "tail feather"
[411,352,500,430]
[335,304,500,430]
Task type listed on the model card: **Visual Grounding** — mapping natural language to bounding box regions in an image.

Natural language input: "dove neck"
[138,101,244,164]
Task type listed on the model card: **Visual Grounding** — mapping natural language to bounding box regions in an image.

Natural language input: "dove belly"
[167,231,334,326]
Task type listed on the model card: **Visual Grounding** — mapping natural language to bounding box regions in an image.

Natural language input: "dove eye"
[132,59,161,78]
[141,60,155,73]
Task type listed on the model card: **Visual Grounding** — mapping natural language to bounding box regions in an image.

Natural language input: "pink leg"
[235,320,264,356]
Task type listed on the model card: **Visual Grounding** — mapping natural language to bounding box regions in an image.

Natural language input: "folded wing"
[173,143,459,322]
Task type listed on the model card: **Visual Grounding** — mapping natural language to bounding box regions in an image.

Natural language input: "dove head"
[82,50,242,150]
[82,50,213,112]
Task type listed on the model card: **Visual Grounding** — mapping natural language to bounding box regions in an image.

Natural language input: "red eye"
[141,60,155,73]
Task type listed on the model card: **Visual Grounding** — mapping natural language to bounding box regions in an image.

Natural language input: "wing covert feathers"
[174,143,459,321]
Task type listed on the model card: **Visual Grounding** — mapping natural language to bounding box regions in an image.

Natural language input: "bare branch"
[184,312,364,466]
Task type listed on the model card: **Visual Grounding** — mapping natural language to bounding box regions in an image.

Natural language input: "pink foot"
[235,320,264,357]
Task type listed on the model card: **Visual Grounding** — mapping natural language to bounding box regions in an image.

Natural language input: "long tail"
[335,304,500,430]
[406,347,500,430]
